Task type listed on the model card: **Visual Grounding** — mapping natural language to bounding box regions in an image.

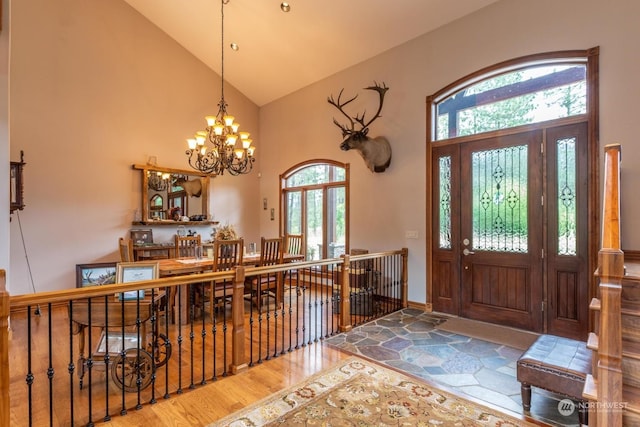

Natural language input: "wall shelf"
[132,221,219,227]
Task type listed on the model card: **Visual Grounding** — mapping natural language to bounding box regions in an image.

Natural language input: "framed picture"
[76,262,117,288]
[116,261,159,300]
[130,229,153,246]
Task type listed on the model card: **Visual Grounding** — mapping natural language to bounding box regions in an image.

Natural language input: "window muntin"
[435,64,587,141]
[285,164,345,187]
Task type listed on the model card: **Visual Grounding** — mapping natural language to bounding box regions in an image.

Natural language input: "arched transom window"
[434,63,587,140]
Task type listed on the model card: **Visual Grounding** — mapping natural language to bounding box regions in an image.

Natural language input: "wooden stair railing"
[585,143,624,426]
[4,251,408,424]
[1,270,10,427]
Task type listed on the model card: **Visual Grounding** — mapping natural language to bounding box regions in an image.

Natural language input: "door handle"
[463,248,475,256]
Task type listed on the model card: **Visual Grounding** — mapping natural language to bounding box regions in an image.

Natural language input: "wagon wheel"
[110,348,153,392]
[77,356,87,390]
[147,333,172,367]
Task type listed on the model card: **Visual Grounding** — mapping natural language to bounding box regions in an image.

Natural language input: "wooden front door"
[432,122,589,339]
[459,130,543,331]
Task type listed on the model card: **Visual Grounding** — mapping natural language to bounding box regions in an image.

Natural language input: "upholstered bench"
[517,334,592,425]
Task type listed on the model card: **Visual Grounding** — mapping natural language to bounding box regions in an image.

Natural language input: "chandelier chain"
[220,0,225,104]
[184,0,255,176]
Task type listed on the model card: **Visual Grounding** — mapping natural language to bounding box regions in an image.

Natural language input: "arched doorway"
[427,48,600,339]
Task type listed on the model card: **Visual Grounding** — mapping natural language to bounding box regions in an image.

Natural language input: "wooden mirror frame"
[132,164,212,225]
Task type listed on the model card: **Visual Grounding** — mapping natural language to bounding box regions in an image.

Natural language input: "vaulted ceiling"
[123,0,498,106]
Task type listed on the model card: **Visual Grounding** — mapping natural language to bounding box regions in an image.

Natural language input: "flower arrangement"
[214,224,238,240]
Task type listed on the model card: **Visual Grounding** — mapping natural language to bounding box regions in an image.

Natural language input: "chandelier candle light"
[147,170,170,191]
[185,0,255,176]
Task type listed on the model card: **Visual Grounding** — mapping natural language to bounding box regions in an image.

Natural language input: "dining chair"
[245,237,284,311]
[171,234,203,320]
[285,234,304,258]
[208,238,244,319]
[173,234,201,258]
[283,234,304,284]
[119,237,134,262]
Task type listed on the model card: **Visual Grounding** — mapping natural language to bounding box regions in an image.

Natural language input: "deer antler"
[327,89,359,137]
[355,81,389,133]
[328,82,388,138]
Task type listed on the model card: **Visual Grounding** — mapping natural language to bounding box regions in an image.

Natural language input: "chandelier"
[147,170,170,191]
[185,0,255,176]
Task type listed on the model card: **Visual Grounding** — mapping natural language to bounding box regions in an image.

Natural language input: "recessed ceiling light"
[280,2,291,12]
[230,42,239,51]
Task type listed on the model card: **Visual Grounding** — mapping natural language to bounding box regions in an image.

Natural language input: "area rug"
[436,317,539,351]
[210,356,535,426]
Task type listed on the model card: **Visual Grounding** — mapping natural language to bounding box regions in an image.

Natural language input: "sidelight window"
[438,156,452,249]
[557,137,577,255]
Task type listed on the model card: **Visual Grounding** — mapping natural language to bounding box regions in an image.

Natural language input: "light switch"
[405,230,419,239]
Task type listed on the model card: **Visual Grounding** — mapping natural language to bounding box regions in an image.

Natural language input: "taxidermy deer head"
[328,81,391,173]
[174,176,202,198]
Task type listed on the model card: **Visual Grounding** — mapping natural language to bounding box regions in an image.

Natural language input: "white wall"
[259,0,640,304]
[7,0,640,305]
[8,0,260,294]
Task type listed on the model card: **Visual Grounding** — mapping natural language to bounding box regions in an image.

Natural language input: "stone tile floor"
[325,308,582,426]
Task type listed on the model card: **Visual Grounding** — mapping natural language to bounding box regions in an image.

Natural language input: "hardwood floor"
[7,294,351,426]
[102,344,351,426]
[9,301,549,426]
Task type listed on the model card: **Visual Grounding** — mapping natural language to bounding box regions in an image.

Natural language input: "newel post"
[1,270,10,427]
[338,255,352,332]
[595,144,624,426]
[401,248,409,308]
[229,266,248,374]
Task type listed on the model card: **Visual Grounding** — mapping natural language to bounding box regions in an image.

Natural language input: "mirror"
[132,164,211,224]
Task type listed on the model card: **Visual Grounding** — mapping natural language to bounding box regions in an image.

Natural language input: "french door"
[432,122,589,338]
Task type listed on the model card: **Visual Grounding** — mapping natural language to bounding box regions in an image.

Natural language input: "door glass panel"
[472,145,528,253]
[439,156,452,249]
[306,189,323,260]
[557,137,577,255]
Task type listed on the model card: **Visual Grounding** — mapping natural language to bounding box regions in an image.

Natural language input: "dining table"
[156,252,305,323]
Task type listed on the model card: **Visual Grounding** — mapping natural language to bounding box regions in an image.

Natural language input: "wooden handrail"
[594,143,624,426]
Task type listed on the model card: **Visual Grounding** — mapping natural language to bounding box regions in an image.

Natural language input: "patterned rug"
[210,357,536,426]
